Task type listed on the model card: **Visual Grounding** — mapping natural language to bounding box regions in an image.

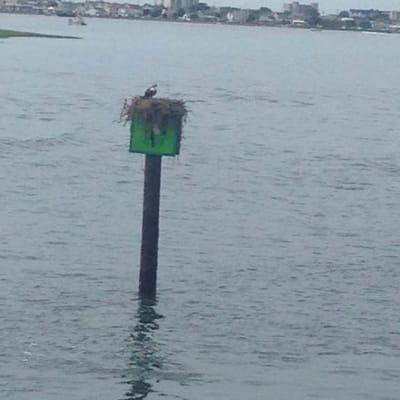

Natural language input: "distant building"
[56,1,77,16]
[292,18,306,25]
[226,9,249,23]
[349,9,382,19]
[85,6,98,16]
[390,10,400,21]
[372,19,390,30]
[158,0,198,10]
[283,1,318,15]
[197,11,218,22]
[160,0,170,7]
[258,8,274,23]
[127,4,143,18]
[183,0,198,9]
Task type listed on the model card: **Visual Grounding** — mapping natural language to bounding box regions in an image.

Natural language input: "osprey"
[144,84,157,98]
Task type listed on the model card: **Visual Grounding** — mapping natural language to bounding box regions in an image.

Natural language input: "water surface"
[1,14,400,400]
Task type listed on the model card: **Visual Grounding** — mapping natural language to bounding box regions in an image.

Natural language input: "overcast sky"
[204,1,400,13]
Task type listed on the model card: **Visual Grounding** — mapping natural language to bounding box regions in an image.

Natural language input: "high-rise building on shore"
[283,2,319,15]
[155,0,199,10]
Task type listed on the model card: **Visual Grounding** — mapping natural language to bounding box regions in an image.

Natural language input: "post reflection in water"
[123,298,164,400]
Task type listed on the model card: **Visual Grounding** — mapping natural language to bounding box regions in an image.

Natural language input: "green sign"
[130,118,181,156]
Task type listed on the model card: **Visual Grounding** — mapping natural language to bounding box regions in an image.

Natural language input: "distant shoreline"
[129,15,398,34]
[1,12,398,36]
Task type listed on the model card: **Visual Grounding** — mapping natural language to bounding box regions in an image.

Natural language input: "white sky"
[220,1,400,13]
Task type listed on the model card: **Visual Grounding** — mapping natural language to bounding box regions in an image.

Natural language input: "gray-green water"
[1,13,400,400]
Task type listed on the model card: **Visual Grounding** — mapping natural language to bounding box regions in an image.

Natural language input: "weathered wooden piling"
[124,96,186,298]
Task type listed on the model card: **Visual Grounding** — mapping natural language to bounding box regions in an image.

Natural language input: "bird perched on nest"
[143,84,157,98]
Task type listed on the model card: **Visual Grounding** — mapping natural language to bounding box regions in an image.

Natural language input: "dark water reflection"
[123,298,163,400]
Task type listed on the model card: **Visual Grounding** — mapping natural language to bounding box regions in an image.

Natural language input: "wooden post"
[139,154,162,298]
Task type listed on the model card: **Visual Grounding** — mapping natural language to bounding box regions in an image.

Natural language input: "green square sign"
[130,118,181,156]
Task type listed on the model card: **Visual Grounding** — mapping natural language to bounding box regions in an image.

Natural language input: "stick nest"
[120,97,187,133]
